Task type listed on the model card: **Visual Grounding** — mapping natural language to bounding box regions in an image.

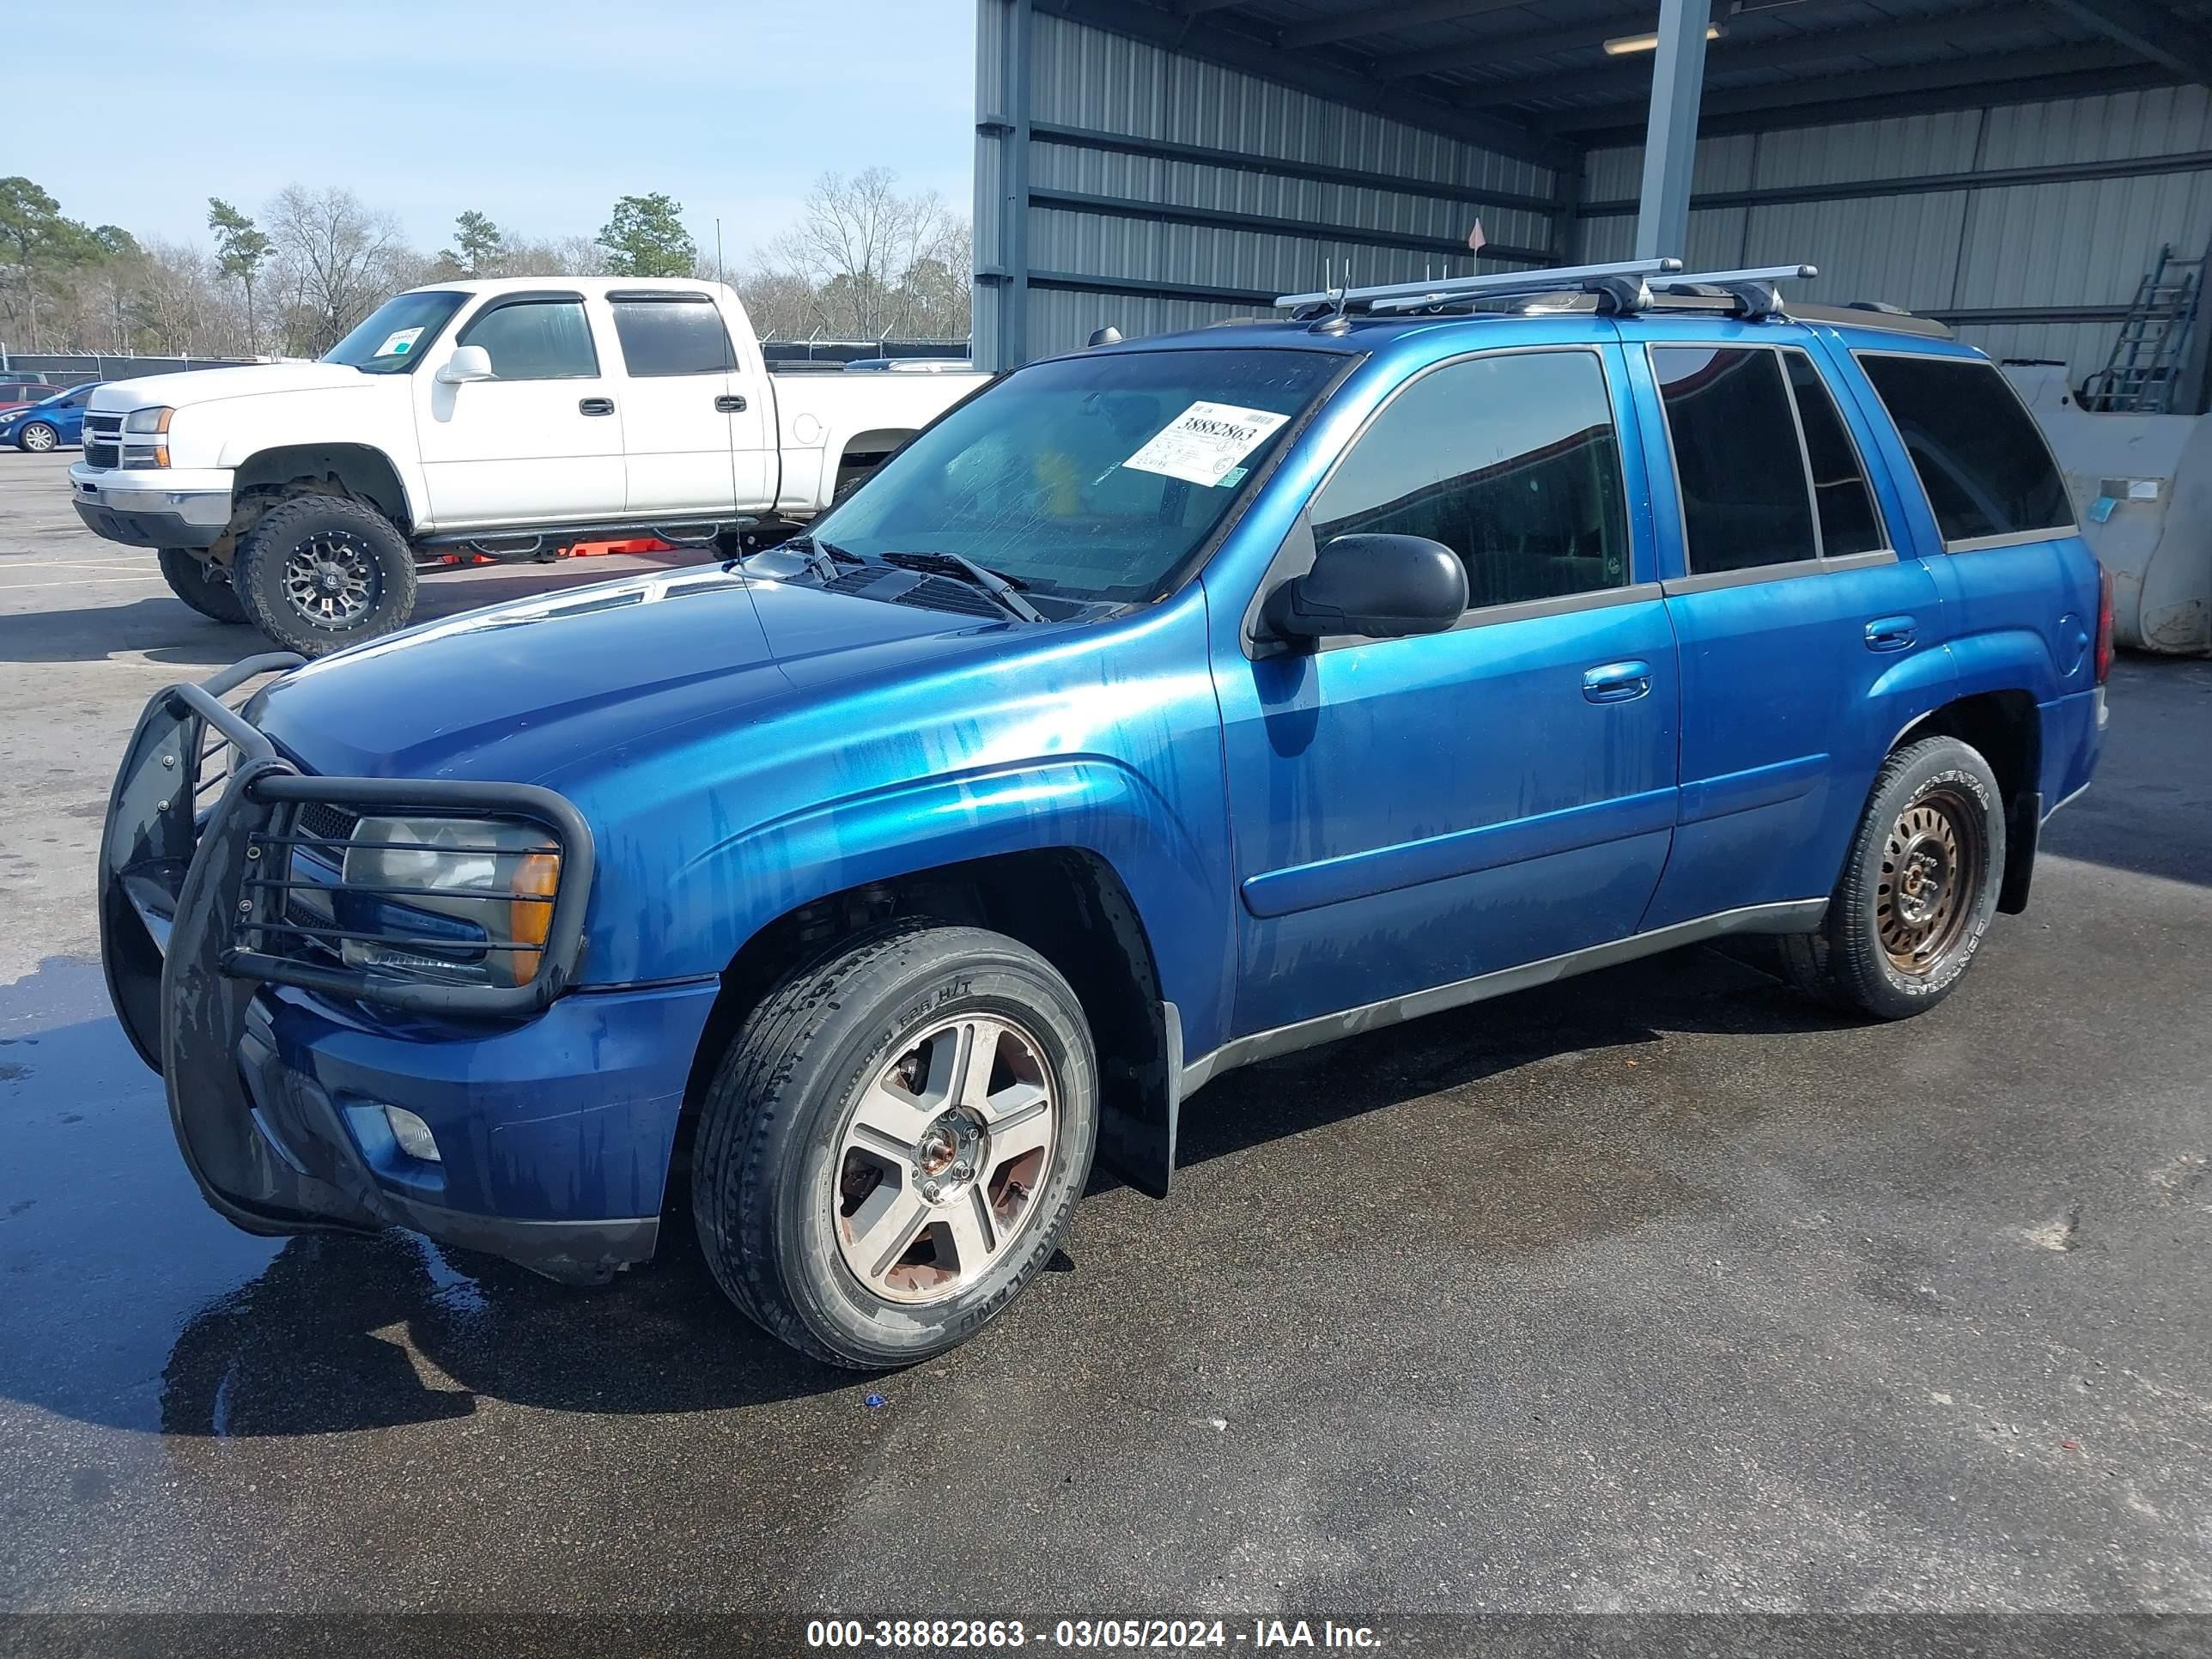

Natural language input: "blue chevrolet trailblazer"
[99,258,2108,1366]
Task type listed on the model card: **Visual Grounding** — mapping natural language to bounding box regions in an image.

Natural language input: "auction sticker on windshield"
[1122,401,1291,488]
[378,327,425,357]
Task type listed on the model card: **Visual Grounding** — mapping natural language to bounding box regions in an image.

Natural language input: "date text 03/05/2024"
[803,1618,1384,1649]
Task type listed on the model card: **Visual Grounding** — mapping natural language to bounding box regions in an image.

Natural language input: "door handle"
[714,394,748,413]
[1864,615,1917,653]
[578,397,615,416]
[1582,659,1653,704]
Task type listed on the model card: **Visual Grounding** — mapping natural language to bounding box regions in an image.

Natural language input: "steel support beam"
[1027,122,1558,214]
[974,0,1036,369]
[1635,0,1714,259]
[2040,0,2212,84]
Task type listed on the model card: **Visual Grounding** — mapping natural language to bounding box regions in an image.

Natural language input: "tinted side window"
[1784,352,1882,556]
[1857,354,2071,544]
[458,299,599,380]
[611,299,736,377]
[1312,350,1631,610]
[1651,346,1815,574]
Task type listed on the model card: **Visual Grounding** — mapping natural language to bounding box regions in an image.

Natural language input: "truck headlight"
[122,405,173,468]
[337,816,563,988]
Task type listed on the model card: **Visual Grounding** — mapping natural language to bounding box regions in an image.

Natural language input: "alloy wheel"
[280,531,381,629]
[832,1012,1058,1304]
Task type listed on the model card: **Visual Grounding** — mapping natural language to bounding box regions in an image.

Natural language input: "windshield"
[809,347,1341,604]
[324,291,468,374]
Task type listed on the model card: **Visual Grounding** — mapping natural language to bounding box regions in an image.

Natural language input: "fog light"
[384,1106,441,1163]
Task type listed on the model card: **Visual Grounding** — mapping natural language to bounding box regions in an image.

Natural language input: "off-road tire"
[692,920,1098,1369]
[1782,735,2006,1020]
[232,494,417,658]
[156,547,249,624]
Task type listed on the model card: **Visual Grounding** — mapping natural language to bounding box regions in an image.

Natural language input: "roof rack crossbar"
[1273,258,1683,314]
[1651,264,1818,321]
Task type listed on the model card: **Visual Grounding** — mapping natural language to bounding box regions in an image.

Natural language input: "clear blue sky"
[16,0,975,264]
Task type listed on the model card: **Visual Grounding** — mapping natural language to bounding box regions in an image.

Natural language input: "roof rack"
[1276,258,1826,324]
[1276,258,1683,319]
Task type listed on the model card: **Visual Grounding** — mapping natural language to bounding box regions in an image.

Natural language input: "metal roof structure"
[1037,0,2212,166]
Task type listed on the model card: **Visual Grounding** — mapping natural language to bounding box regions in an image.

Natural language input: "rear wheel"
[692,921,1098,1368]
[232,494,418,658]
[17,422,58,453]
[1781,735,2005,1019]
[156,547,249,624]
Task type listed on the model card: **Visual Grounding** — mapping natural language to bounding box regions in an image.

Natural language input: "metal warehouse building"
[971,0,2212,392]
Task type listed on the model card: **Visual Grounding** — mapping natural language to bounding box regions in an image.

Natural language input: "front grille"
[295,801,360,848]
[82,415,122,471]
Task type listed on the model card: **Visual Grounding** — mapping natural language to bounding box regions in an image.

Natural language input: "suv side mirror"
[435,345,495,385]
[1265,533,1468,644]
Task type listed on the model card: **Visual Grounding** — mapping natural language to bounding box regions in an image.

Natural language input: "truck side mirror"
[1264,534,1468,644]
[435,345,495,386]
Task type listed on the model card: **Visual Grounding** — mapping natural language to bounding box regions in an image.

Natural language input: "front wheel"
[692,921,1098,1368]
[156,547,249,624]
[232,494,418,658]
[1781,735,2006,1020]
[17,422,58,453]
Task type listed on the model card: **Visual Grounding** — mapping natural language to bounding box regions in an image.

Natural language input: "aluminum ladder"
[2082,243,2207,413]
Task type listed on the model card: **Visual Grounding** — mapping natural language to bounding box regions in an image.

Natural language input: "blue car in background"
[98,256,2107,1369]
[2,383,95,452]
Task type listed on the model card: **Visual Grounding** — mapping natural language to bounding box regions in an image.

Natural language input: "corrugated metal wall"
[975,0,1558,367]
[1581,86,2212,385]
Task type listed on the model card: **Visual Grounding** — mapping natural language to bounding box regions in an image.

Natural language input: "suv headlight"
[337,816,562,988]
[121,405,173,468]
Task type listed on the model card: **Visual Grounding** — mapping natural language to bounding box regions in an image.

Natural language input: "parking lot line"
[0,574,164,591]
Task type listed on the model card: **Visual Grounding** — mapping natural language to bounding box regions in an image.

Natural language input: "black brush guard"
[98,655,600,1247]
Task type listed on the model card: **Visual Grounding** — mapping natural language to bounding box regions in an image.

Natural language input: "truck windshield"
[809,347,1341,604]
[323,291,468,374]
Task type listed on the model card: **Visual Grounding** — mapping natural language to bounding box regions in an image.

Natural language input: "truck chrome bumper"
[70,463,233,549]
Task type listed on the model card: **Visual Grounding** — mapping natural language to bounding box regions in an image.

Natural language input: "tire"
[231,494,418,658]
[17,422,58,453]
[1781,736,2007,1020]
[693,920,1099,1368]
[156,547,249,624]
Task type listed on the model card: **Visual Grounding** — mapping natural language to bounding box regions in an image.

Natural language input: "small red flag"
[1467,218,1487,253]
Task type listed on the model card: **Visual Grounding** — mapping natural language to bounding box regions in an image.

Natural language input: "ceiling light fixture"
[1603,22,1725,55]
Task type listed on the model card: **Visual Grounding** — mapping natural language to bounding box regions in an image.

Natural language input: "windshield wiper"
[776,532,867,583]
[880,550,1046,623]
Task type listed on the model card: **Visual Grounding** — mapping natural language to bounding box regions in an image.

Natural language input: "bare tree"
[764,168,968,340]
[264,185,408,355]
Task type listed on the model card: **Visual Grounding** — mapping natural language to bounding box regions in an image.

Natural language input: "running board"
[1177,898,1827,1097]
[416,517,769,557]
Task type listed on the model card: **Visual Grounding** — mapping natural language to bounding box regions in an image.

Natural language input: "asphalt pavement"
[1,447,2209,1639]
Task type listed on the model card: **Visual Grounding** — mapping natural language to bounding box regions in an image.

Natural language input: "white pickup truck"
[69,276,989,653]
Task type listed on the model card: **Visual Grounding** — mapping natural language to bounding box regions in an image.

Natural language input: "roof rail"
[1275,258,1683,318]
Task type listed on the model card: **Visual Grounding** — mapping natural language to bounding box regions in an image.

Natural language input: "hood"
[252,566,1048,783]
[90,362,373,412]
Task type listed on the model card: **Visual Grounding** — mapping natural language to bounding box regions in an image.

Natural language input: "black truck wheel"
[232,495,418,658]
[1782,735,2006,1020]
[693,920,1098,1369]
[156,547,249,624]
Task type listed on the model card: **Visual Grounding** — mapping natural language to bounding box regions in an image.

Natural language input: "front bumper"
[98,658,719,1284]
[70,463,233,549]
